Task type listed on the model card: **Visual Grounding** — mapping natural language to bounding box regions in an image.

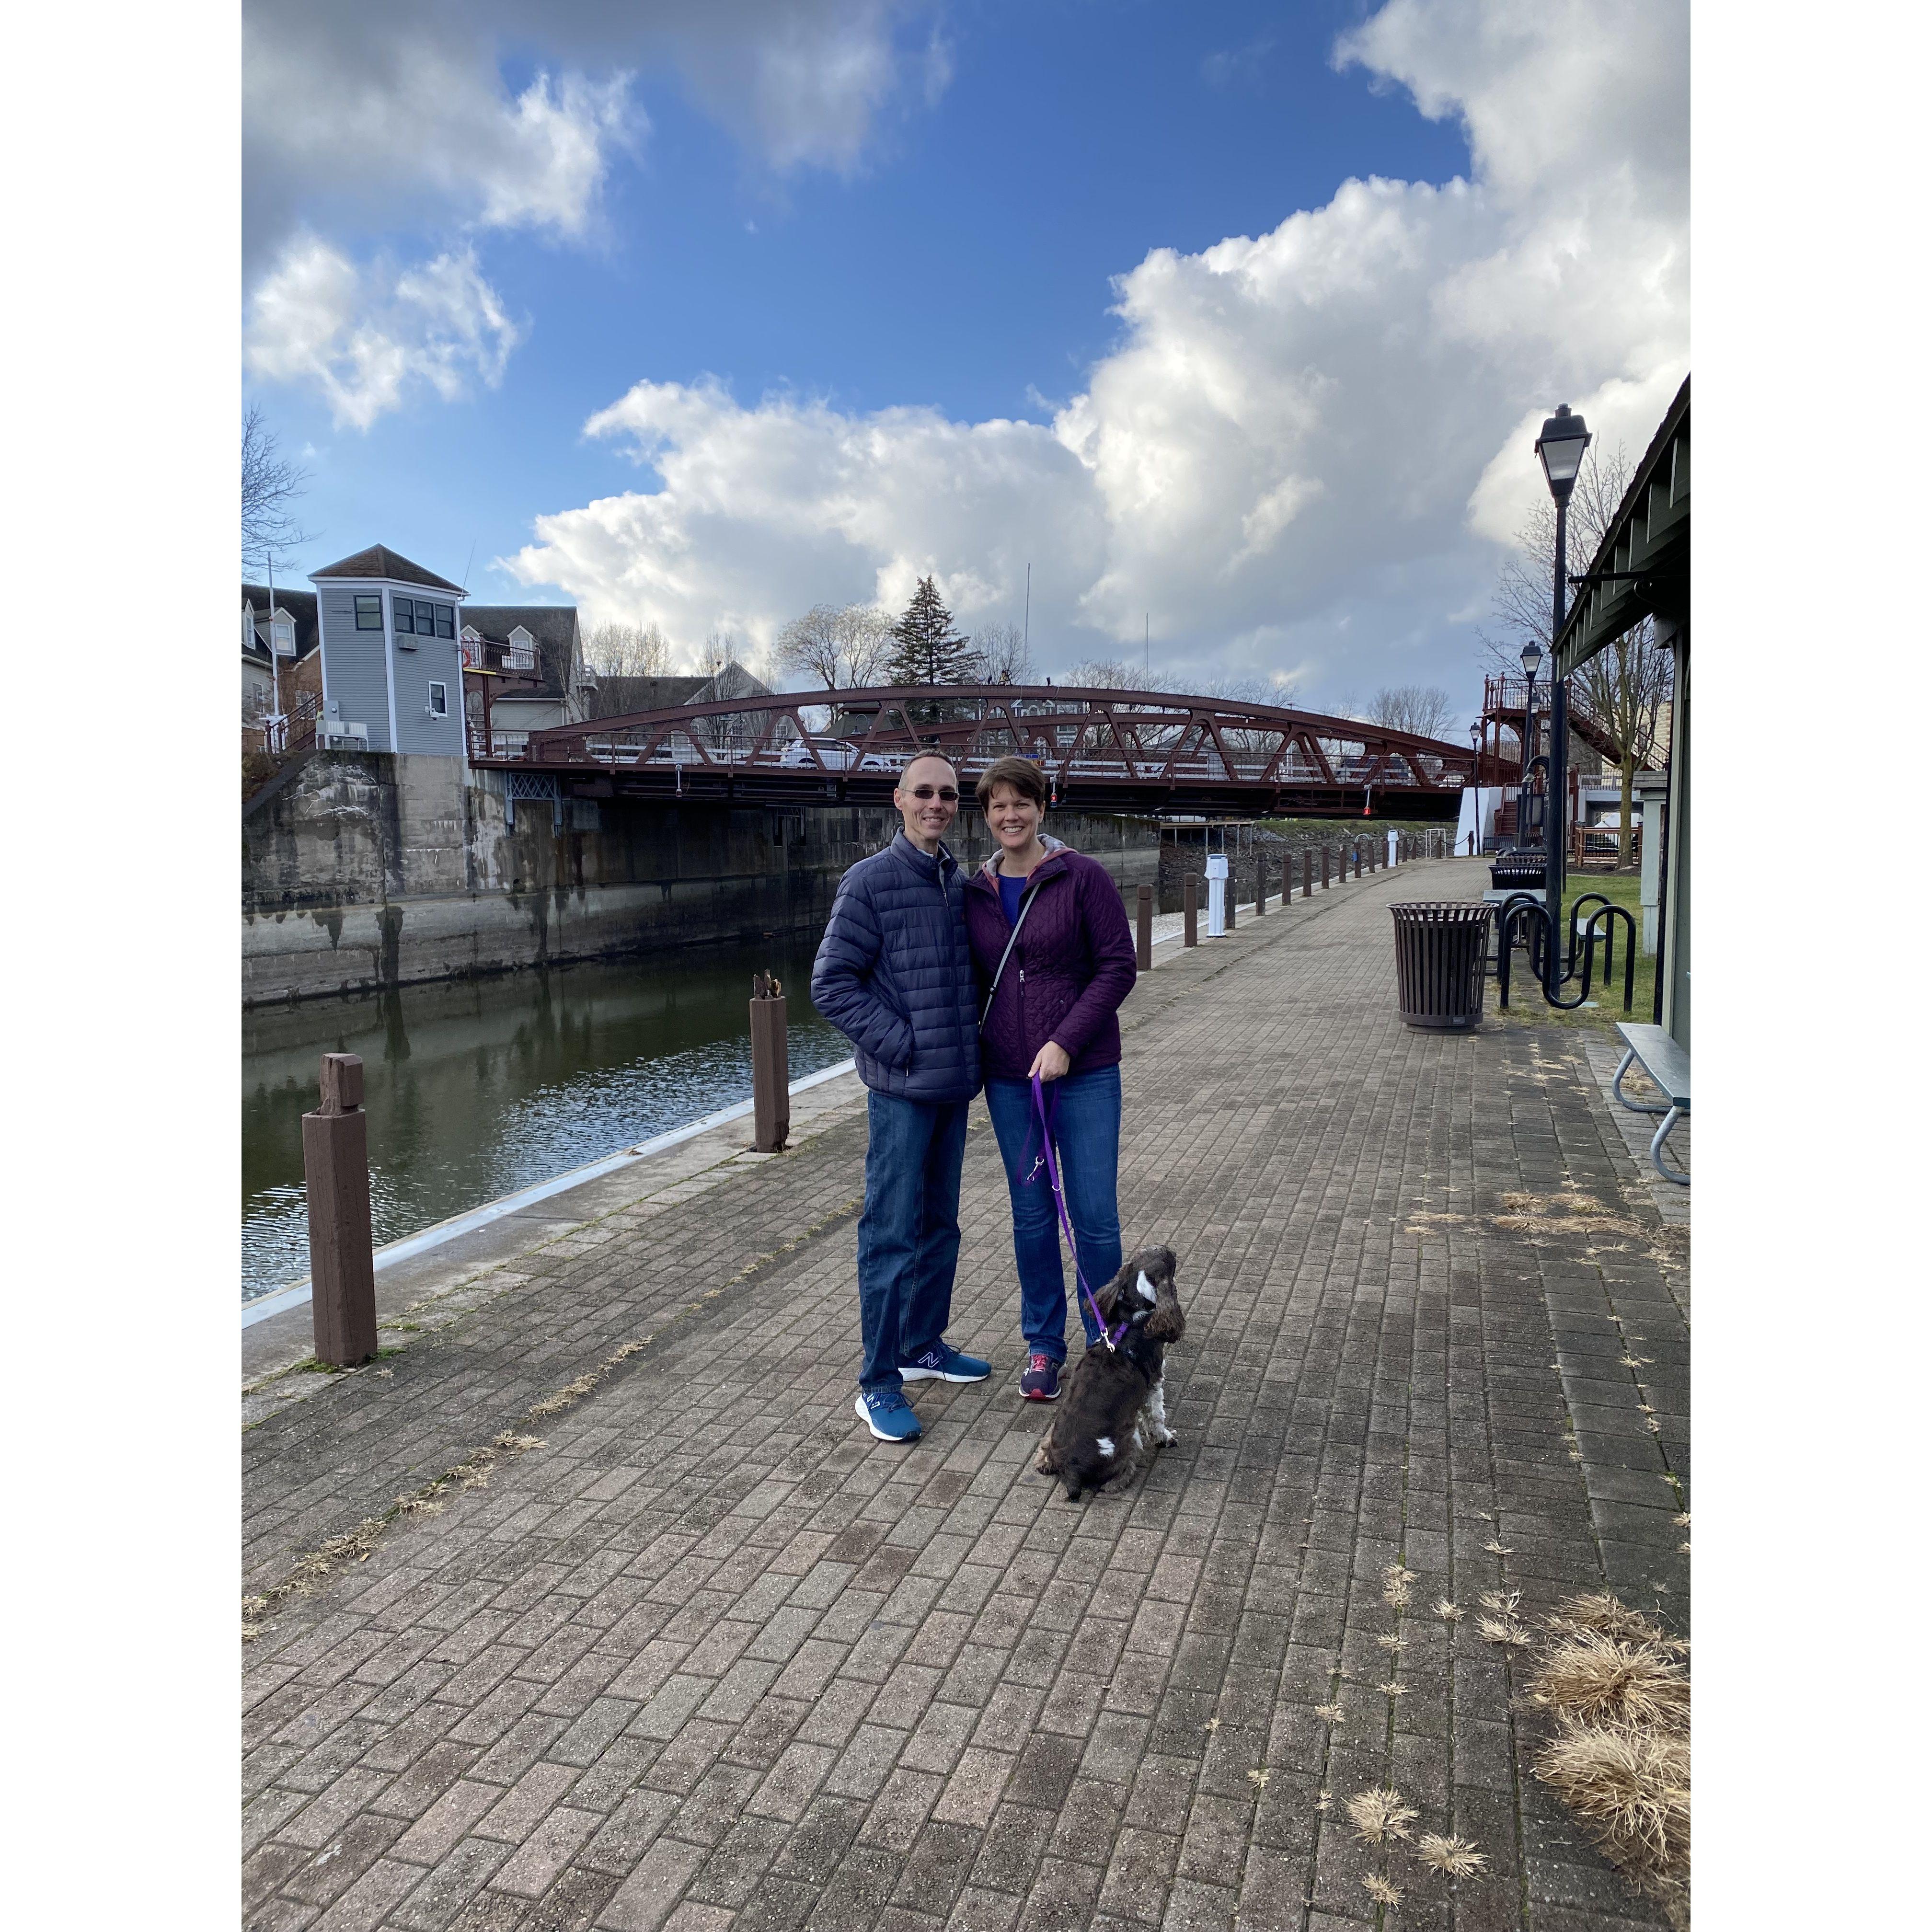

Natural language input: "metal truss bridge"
[473,684,1510,821]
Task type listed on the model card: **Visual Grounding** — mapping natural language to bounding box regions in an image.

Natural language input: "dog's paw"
[1156,1425,1178,1446]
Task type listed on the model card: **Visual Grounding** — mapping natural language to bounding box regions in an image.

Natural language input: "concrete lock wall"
[242,751,1163,1005]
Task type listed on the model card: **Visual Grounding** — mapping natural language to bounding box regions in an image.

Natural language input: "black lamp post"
[1518,638,1542,851]
[1468,721,1482,853]
[1534,402,1590,988]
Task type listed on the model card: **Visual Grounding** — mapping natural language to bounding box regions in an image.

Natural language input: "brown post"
[750,973,790,1152]
[304,1053,378,1368]
[1226,868,1237,930]
[1283,853,1294,904]
[1354,846,1362,879]
[1254,854,1266,915]
[1302,849,1311,898]
[1136,884,1152,972]
[1321,845,1330,889]
[1184,874,1198,947]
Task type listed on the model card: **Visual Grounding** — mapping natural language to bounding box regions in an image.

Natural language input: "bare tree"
[1477,444,1675,864]
[241,404,315,568]
[1369,685,1455,739]
[584,621,672,679]
[774,602,894,690]
[970,621,1033,685]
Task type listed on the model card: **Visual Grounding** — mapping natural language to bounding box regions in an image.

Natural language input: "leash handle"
[1031,1072,1124,1349]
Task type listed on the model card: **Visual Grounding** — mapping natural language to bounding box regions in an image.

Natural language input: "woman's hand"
[1029,1040,1071,1083]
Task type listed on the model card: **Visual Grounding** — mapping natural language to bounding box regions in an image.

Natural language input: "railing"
[244,691,322,759]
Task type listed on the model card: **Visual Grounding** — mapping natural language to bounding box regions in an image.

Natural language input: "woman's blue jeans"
[983,1066,1123,1361]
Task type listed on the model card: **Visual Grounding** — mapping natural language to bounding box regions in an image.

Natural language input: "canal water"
[241,941,849,1303]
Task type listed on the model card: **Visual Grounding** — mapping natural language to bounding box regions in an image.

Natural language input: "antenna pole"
[1024,564,1030,651]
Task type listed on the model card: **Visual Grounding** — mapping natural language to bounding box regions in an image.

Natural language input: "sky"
[242,0,1689,720]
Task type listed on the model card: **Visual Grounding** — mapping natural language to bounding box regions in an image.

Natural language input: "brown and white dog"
[1035,1246,1184,1502]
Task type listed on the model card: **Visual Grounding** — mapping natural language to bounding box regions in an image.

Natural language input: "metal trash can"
[1391,902,1494,1030]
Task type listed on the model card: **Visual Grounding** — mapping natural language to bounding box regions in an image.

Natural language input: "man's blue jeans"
[983,1066,1123,1362]
[855,1092,970,1393]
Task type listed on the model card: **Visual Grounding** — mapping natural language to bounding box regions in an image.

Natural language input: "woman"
[965,756,1138,1401]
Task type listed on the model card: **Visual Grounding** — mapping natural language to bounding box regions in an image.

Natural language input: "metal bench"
[1612,1022,1690,1185]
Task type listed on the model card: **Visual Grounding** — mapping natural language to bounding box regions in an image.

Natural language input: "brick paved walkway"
[243,859,1689,1932]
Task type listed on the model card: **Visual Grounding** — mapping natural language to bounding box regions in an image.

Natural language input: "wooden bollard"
[750,972,790,1152]
[1354,847,1363,879]
[1184,874,1198,946]
[1254,855,1266,915]
[1321,845,1331,889]
[1302,849,1311,898]
[1226,868,1237,930]
[1136,884,1152,972]
[304,1052,377,1368]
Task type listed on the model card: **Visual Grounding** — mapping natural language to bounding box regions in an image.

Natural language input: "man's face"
[894,756,959,850]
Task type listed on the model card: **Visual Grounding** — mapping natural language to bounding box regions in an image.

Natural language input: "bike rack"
[1496,893,1637,1014]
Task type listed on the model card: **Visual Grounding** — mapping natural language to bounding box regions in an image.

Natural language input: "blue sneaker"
[855,1390,922,1442]
[1019,1353,1060,1401]
[899,1343,991,1384]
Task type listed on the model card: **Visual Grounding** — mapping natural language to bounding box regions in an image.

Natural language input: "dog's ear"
[1091,1258,1141,1325]
[1141,1250,1184,1343]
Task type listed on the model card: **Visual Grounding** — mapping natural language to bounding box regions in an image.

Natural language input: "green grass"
[1490,867,1656,1038]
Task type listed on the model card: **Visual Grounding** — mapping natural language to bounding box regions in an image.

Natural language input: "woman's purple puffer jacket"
[964,838,1137,1082]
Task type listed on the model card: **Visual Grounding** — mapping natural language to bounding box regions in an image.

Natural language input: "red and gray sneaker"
[1019,1353,1061,1401]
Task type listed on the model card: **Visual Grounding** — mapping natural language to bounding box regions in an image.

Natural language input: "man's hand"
[1029,1040,1071,1083]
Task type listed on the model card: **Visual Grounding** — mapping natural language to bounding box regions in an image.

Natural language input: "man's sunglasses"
[906,785,959,802]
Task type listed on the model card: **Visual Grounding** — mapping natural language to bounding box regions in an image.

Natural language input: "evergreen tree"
[885,577,978,686]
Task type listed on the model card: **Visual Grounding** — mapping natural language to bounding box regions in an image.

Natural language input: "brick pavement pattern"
[243,859,1689,1932]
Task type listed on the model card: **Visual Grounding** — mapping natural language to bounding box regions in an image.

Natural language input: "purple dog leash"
[1030,1072,1128,1350]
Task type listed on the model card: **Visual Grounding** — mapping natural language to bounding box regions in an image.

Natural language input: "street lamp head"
[1469,721,1480,744]
[1535,403,1591,500]
[1520,641,1543,681]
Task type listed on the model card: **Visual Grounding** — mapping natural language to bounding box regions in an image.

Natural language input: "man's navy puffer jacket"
[811,832,982,1104]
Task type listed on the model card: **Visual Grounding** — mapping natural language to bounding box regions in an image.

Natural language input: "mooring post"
[1136,884,1152,972]
[1321,845,1331,889]
[1302,849,1312,898]
[1354,846,1363,879]
[304,1052,377,1368]
[750,972,790,1152]
[1184,874,1198,947]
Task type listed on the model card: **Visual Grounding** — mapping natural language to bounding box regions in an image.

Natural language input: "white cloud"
[506,0,1686,706]
[244,237,523,432]
[243,2,947,425]
[243,2,943,259]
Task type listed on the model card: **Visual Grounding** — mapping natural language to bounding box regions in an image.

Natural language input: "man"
[812,753,991,1442]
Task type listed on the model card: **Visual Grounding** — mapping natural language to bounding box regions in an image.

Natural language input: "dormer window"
[271,616,296,657]
[508,626,537,672]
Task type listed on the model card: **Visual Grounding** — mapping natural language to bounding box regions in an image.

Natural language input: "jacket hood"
[973,833,1069,887]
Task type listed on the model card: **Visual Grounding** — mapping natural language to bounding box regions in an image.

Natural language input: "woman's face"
[985,782,1043,852]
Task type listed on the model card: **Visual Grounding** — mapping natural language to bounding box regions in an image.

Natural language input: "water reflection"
[242,942,846,1301]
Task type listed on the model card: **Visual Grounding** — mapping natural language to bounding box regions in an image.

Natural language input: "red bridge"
[474,684,1508,821]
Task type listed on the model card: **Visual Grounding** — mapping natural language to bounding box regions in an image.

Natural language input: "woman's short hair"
[975,756,1049,810]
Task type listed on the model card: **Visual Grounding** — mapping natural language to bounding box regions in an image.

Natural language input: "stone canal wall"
[242,751,1163,1004]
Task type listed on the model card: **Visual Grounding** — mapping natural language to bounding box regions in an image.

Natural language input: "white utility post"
[1205,852,1228,937]
[1387,828,1399,866]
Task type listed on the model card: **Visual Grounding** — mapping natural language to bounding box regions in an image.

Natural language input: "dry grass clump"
[1433,1598,1463,1622]
[1478,1617,1533,1648]
[1546,1589,1687,1655]
[1346,1787,1418,1845]
[1382,1563,1417,1608]
[1527,1593,1690,1926]
[1529,1630,1689,1730]
[1362,1874,1403,1906]
[1415,1832,1487,1876]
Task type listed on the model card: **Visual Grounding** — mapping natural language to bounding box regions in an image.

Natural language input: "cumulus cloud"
[243,1,944,259]
[244,237,523,432]
[507,0,1688,702]
[244,2,948,423]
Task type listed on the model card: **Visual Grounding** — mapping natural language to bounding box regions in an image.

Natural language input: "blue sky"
[244,0,1688,716]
